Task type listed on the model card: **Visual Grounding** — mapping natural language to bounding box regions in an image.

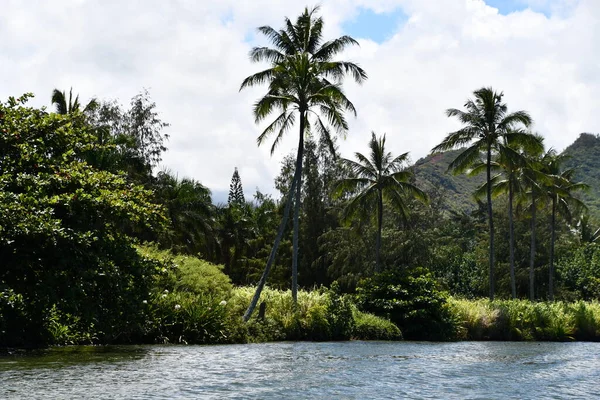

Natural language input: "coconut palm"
[335,132,428,272]
[472,131,543,298]
[432,87,532,300]
[240,6,366,320]
[520,148,552,300]
[542,152,588,300]
[153,170,215,256]
[51,87,97,115]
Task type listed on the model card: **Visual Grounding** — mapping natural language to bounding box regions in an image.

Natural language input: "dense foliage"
[0,94,165,347]
[3,11,600,349]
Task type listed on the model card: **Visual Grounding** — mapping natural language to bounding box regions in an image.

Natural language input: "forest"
[2,7,600,348]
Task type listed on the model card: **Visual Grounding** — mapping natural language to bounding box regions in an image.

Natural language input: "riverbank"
[450,298,600,341]
[4,287,600,349]
[3,250,600,347]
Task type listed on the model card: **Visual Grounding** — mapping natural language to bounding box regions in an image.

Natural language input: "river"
[1,341,599,399]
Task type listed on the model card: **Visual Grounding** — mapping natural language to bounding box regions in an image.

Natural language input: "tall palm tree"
[542,152,588,300]
[51,87,97,115]
[240,6,366,320]
[335,132,427,272]
[472,132,543,298]
[432,87,532,300]
[520,147,551,301]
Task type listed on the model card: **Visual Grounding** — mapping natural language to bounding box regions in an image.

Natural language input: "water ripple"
[1,341,600,399]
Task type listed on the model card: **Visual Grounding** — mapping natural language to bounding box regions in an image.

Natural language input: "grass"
[226,286,402,342]
[450,298,600,341]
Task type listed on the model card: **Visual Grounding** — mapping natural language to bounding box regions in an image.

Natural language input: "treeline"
[2,6,600,347]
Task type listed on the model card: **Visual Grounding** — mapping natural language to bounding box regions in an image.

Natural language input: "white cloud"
[1,0,598,202]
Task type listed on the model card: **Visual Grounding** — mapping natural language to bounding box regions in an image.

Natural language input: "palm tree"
[432,87,532,300]
[335,132,427,272]
[153,170,215,256]
[51,87,97,115]
[577,213,600,244]
[520,148,551,301]
[542,152,588,300]
[240,6,366,320]
[472,131,543,298]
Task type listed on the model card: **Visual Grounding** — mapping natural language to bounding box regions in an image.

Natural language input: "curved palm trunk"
[529,194,537,301]
[376,188,383,273]
[243,156,301,322]
[508,178,516,299]
[486,145,495,300]
[292,112,306,304]
[549,196,557,301]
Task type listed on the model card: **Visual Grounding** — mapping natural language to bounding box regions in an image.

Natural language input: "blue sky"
[343,1,552,43]
[342,7,407,43]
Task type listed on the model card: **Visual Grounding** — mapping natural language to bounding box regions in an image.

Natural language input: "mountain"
[411,133,600,219]
[411,149,485,214]
[563,133,600,220]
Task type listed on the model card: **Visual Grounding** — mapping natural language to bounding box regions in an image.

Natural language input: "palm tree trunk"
[509,179,516,299]
[292,112,306,304]
[243,157,300,322]
[529,194,537,301]
[549,196,557,301]
[376,188,383,273]
[486,145,495,300]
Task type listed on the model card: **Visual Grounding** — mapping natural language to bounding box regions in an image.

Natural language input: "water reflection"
[1,342,599,399]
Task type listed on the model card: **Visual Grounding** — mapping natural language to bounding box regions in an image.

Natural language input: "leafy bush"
[353,311,402,341]
[356,267,458,340]
[0,287,43,347]
[139,245,232,300]
[558,243,600,300]
[227,286,356,342]
[145,291,231,344]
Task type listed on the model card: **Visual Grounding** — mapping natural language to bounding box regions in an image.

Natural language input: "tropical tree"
[335,132,428,272]
[83,90,169,183]
[228,167,245,207]
[240,6,366,320]
[542,152,588,300]
[472,132,543,298]
[0,94,166,345]
[153,170,215,256]
[51,87,97,115]
[520,148,551,300]
[432,87,532,300]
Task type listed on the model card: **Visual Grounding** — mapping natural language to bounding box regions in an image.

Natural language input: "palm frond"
[256,111,295,151]
[314,36,360,61]
[249,47,284,63]
[240,68,276,91]
[431,127,480,153]
[447,143,484,174]
[339,156,377,180]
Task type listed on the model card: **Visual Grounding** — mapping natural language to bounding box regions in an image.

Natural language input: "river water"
[1,341,599,399]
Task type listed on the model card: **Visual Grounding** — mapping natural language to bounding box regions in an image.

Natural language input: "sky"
[1,0,598,203]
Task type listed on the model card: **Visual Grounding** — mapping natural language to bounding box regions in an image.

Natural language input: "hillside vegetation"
[563,133,600,221]
[412,133,600,219]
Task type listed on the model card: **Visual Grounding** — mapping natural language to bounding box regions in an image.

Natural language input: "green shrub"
[353,311,402,340]
[558,243,600,300]
[139,245,232,301]
[145,291,231,344]
[228,286,356,342]
[0,287,44,347]
[357,267,458,340]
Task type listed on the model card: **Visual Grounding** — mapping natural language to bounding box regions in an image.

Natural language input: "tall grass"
[450,298,600,341]
[227,287,402,342]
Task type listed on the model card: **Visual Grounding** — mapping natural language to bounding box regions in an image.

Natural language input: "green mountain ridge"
[563,133,600,220]
[411,133,600,219]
